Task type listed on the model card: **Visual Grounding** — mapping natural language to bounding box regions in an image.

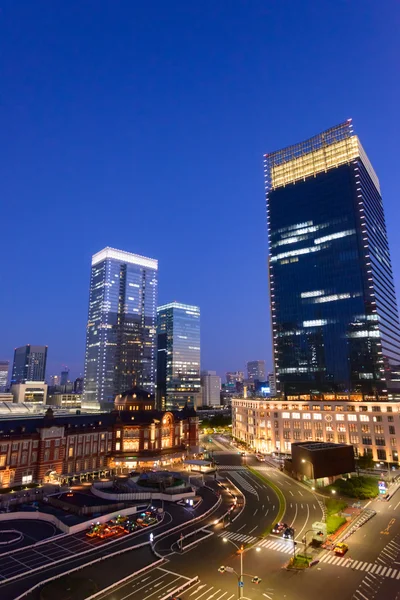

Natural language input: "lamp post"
[301,458,315,487]
[221,537,260,598]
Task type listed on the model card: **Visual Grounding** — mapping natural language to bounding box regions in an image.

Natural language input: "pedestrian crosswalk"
[219,531,295,554]
[218,531,257,544]
[227,471,258,496]
[318,552,400,579]
[217,465,247,470]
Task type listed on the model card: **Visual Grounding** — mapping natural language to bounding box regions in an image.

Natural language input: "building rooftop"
[91,246,158,270]
[292,441,350,451]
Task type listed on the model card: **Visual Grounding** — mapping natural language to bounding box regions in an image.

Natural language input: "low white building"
[232,396,399,465]
[201,371,221,407]
[10,381,48,404]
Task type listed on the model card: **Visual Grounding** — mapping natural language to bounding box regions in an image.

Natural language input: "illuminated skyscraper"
[156,302,201,410]
[0,361,9,391]
[83,247,158,410]
[264,120,400,398]
[247,360,266,382]
[11,345,47,384]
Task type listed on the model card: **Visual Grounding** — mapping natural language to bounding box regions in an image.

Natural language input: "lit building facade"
[232,396,399,466]
[0,361,9,392]
[247,361,266,382]
[201,371,221,406]
[83,247,158,411]
[264,121,400,398]
[0,388,199,489]
[11,346,47,384]
[156,302,201,411]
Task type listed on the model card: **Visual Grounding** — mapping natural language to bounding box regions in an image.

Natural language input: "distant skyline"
[1,2,399,381]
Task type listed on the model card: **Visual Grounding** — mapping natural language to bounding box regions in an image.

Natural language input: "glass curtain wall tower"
[264,120,400,399]
[156,302,201,410]
[83,247,158,411]
[11,345,47,384]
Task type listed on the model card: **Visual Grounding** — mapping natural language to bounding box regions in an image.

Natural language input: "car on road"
[334,542,349,556]
[272,522,288,535]
[255,454,265,461]
[283,527,295,539]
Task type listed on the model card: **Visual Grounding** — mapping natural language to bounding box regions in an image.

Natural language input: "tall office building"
[60,367,69,386]
[226,371,244,384]
[201,370,221,406]
[247,360,266,382]
[268,372,276,396]
[156,302,201,410]
[264,120,400,398]
[0,361,9,391]
[83,247,158,411]
[11,345,47,384]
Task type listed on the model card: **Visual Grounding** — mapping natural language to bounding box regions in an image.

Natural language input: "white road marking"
[298,491,303,497]
[190,584,206,595]
[193,587,214,600]
[249,525,258,534]
[289,491,294,496]
[265,509,269,517]
[263,594,273,599]
[393,500,400,511]
[237,524,246,532]
[158,567,191,580]
[289,503,298,528]
[253,509,258,516]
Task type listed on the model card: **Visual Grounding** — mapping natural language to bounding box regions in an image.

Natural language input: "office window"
[374,425,384,434]
[375,437,386,446]
[33,440,38,448]
[390,438,397,447]
[21,453,27,465]
[349,424,357,432]
[388,416,394,422]
[68,447,73,458]
[282,412,290,419]
[12,443,18,451]
[44,450,50,461]
[389,426,396,435]
[0,456,6,467]
[337,434,347,443]
[293,420,301,429]
[361,425,370,433]
[283,420,291,428]
[283,431,291,440]
[0,444,7,452]
[377,449,387,460]
[347,405,355,412]
[116,430,121,439]
[362,436,372,445]
[335,405,344,412]
[55,440,60,447]
[372,406,381,412]
[293,431,302,440]
[336,414,345,421]
[360,415,370,422]
[31,451,37,462]
[303,421,312,430]
[350,434,359,444]
[45,440,51,448]
[326,433,334,442]
[313,413,322,420]
[386,406,393,412]
[22,441,29,450]
[347,414,357,422]
[54,448,59,460]
[292,412,300,419]
[303,413,311,419]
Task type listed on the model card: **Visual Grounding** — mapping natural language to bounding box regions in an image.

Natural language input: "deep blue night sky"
[1,1,399,381]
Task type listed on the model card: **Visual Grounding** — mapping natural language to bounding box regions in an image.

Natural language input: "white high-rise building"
[201,371,221,407]
[83,247,158,411]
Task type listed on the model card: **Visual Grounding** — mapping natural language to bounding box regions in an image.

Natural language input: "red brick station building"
[0,388,199,489]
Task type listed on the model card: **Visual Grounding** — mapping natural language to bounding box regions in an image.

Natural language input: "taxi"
[334,542,349,556]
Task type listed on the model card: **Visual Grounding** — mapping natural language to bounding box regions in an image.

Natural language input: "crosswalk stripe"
[380,567,387,576]
[370,565,378,573]
[359,563,368,570]
[391,570,398,578]
[396,572,400,579]
[352,561,361,569]
[375,566,382,575]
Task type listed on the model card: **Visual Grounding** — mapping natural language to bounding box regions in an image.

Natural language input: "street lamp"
[221,537,260,599]
[331,489,336,495]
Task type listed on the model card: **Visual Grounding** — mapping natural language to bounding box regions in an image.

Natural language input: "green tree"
[357,449,374,470]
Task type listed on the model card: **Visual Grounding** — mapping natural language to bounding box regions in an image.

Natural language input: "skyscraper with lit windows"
[83,247,158,411]
[264,120,400,398]
[156,302,201,410]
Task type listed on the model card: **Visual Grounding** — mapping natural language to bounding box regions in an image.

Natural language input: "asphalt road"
[0,519,60,550]
[0,485,220,600]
